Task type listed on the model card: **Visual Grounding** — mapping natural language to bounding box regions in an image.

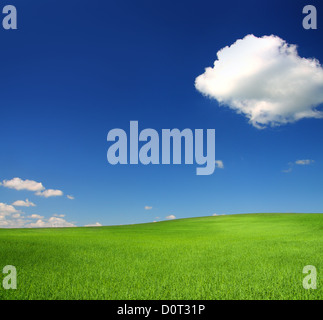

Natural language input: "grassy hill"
[0,213,322,300]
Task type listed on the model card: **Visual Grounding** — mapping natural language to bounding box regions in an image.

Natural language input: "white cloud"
[0,218,27,228]
[295,159,314,165]
[0,202,18,216]
[195,34,323,128]
[25,219,47,228]
[215,160,224,169]
[53,214,65,217]
[1,177,64,198]
[282,159,314,173]
[282,167,293,173]
[84,222,102,227]
[212,213,218,216]
[12,199,36,207]
[28,214,44,219]
[165,215,176,220]
[36,189,63,198]
[67,195,74,200]
[2,177,44,192]
[26,217,75,228]
[0,205,75,228]
[145,206,153,210]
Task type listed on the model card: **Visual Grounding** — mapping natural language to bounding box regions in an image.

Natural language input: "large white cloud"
[0,210,75,229]
[0,202,18,216]
[1,177,63,198]
[26,217,75,228]
[0,202,26,228]
[2,177,44,191]
[0,201,75,228]
[195,34,323,128]
[0,218,27,228]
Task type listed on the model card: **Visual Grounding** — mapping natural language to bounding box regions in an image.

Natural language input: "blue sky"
[1,0,323,227]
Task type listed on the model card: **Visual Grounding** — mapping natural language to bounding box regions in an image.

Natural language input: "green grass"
[0,213,322,300]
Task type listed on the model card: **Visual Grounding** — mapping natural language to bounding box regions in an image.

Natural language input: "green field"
[0,213,322,300]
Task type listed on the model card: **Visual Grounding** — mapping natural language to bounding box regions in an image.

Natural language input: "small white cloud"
[12,199,36,207]
[215,160,224,169]
[67,195,74,200]
[212,213,218,216]
[53,214,65,218]
[165,215,176,220]
[195,34,323,128]
[145,206,153,210]
[36,189,63,198]
[84,222,102,227]
[295,159,314,165]
[2,177,44,192]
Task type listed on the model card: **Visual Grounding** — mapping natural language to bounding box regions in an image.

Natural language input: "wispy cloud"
[282,167,293,173]
[282,159,315,173]
[165,215,176,220]
[195,34,323,128]
[295,159,314,165]
[67,195,75,200]
[145,206,152,210]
